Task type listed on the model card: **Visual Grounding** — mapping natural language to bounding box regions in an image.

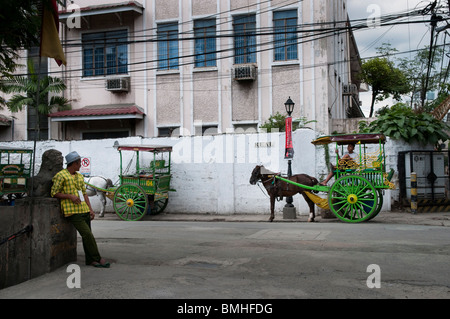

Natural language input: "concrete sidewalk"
[100,209,450,227]
[1,211,450,299]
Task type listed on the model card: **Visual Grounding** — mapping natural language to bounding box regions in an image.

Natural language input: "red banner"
[285,116,294,159]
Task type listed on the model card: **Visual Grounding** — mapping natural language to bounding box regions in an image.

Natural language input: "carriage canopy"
[115,144,173,153]
[311,133,386,146]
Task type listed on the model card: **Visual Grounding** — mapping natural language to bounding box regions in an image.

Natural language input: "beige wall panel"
[193,72,219,123]
[271,65,300,118]
[192,0,217,16]
[230,0,257,11]
[155,0,179,20]
[156,74,181,124]
[270,0,298,7]
[231,80,258,121]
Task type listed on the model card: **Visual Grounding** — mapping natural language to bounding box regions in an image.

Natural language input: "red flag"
[40,0,66,66]
[285,116,294,159]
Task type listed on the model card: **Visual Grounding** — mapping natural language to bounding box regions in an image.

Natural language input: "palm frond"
[1,57,68,115]
[6,95,34,112]
[48,96,71,112]
[43,77,66,94]
[1,76,30,94]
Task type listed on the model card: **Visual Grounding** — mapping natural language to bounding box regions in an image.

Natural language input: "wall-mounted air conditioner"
[233,64,257,81]
[106,77,130,92]
[343,84,358,95]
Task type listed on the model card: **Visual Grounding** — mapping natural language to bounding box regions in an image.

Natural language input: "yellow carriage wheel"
[328,175,378,223]
[113,184,148,221]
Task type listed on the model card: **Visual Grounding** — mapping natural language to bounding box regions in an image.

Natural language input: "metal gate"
[398,150,450,211]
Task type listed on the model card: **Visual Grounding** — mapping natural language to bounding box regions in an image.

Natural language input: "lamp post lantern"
[285,97,295,116]
[283,97,296,219]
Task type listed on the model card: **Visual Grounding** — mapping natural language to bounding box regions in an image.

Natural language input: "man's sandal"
[91,259,110,268]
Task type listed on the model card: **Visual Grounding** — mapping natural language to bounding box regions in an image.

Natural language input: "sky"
[346,0,448,116]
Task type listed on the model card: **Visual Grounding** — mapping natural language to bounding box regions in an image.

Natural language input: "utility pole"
[422,0,441,107]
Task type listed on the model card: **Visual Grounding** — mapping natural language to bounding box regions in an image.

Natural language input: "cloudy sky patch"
[346,0,446,115]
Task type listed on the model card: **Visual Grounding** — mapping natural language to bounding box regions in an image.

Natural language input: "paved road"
[1,212,449,300]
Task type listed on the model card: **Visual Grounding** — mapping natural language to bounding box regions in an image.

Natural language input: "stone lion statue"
[30,149,64,197]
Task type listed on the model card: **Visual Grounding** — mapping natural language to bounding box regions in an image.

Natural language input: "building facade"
[0,0,364,141]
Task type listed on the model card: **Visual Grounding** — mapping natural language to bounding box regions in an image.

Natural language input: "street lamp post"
[283,97,296,219]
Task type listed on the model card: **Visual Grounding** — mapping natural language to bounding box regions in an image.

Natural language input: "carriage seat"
[139,173,154,179]
[335,158,358,173]
[361,153,384,171]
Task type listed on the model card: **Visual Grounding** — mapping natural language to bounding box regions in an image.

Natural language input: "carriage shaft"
[275,175,328,192]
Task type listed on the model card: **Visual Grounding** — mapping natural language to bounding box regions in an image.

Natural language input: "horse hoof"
[308,218,315,222]
[99,213,104,218]
[268,218,274,222]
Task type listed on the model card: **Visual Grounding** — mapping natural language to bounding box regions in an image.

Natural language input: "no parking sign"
[80,157,91,176]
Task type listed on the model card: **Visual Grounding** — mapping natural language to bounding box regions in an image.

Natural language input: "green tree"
[0,0,67,84]
[360,57,410,117]
[359,103,449,148]
[397,46,447,110]
[1,59,70,137]
[259,112,316,132]
[0,0,42,78]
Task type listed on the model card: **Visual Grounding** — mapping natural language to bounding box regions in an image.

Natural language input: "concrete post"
[0,198,77,289]
[411,172,417,214]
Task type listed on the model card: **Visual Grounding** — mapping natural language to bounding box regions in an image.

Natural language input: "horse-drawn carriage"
[251,133,395,223]
[0,146,33,204]
[85,144,174,221]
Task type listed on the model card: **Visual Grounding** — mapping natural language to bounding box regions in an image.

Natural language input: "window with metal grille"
[82,30,128,77]
[157,23,179,70]
[233,14,256,64]
[273,10,298,61]
[194,19,216,67]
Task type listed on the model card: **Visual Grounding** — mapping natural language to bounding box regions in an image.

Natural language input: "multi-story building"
[0,0,364,141]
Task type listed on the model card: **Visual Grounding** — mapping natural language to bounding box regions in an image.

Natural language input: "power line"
[39,11,436,80]
[7,1,444,86]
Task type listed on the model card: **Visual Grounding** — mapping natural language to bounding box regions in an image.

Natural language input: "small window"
[82,30,128,77]
[157,23,179,70]
[273,10,298,61]
[158,127,180,137]
[82,131,129,140]
[194,19,216,67]
[233,14,256,64]
[233,124,258,134]
[195,125,218,136]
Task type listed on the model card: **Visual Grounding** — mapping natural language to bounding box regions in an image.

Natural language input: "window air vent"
[233,64,257,81]
[343,84,358,96]
[106,77,130,92]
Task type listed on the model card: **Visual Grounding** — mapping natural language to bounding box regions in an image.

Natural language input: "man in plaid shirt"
[51,151,110,268]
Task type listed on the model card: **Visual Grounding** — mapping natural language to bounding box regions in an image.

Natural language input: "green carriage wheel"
[328,175,378,223]
[113,184,148,221]
[148,196,169,215]
[367,189,384,220]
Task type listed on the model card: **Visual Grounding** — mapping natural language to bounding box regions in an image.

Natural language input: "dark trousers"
[66,213,101,265]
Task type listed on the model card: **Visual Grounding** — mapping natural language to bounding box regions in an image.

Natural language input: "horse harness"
[258,173,288,201]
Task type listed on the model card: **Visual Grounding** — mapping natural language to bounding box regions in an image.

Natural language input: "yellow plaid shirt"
[51,169,90,216]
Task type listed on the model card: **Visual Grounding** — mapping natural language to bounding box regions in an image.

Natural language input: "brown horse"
[249,165,318,222]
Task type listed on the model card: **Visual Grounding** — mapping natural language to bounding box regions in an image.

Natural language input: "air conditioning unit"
[343,84,358,96]
[106,77,130,92]
[233,64,257,81]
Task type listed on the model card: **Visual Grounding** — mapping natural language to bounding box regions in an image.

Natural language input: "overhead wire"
[8,1,447,93]
[46,9,435,80]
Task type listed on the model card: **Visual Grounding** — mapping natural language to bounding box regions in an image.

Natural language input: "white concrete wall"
[1,130,430,217]
[0,129,315,217]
